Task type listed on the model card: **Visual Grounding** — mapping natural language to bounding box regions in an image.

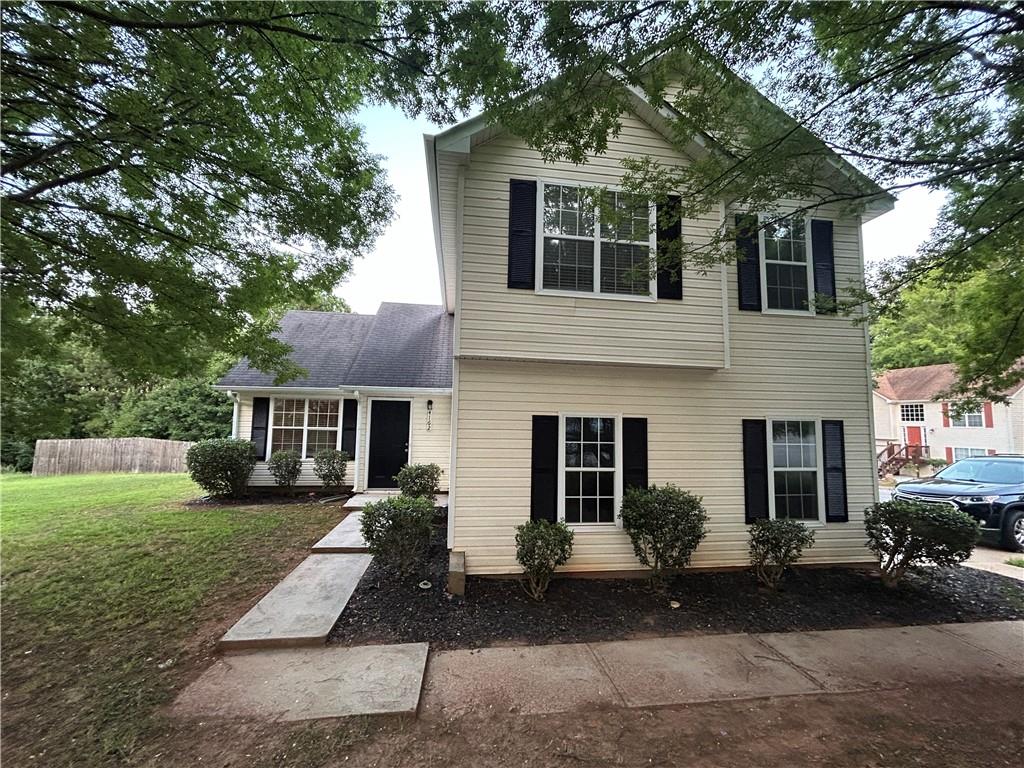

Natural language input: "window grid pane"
[953,447,987,461]
[900,403,925,422]
[543,237,595,292]
[271,428,303,454]
[305,429,338,458]
[764,215,809,310]
[273,398,304,427]
[564,416,615,524]
[771,420,818,522]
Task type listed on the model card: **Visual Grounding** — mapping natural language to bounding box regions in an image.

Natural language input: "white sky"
[339,105,945,314]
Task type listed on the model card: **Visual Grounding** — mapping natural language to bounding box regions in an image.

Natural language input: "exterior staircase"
[877,443,930,478]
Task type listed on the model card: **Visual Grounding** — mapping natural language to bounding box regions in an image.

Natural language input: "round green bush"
[313,448,349,490]
[865,500,980,587]
[748,519,816,589]
[621,484,708,587]
[515,519,574,600]
[360,495,435,576]
[394,463,442,501]
[185,438,256,498]
[267,449,302,491]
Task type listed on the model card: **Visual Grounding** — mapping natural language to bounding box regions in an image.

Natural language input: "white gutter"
[424,134,450,314]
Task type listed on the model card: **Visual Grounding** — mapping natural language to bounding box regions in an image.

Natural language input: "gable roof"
[875,362,1024,401]
[218,303,453,391]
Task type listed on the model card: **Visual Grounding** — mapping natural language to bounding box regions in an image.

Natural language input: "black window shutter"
[656,195,683,300]
[742,419,769,523]
[341,398,357,458]
[735,214,761,311]
[530,415,558,522]
[821,420,849,522]
[507,179,537,289]
[811,219,836,314]
[250,397,270,460]
[622,418,649,490]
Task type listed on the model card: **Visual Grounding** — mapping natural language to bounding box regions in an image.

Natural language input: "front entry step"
[219,554,372,651]
[312,512,367,553]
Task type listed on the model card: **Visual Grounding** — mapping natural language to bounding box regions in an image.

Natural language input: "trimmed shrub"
[186,438,256,498]
[515,520,574,601]
[394,463,441,502]
[620,484,708,588]
[748,519,816,590]
[360,495,435,576]
[268,449,302,492]
[865,500,980,587]
[313,448,349,490]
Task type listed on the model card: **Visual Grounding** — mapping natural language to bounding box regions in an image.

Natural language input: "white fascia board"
[423,134,449,314]
[213,385,452,396]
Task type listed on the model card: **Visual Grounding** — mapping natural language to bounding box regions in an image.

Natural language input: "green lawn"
[1007,557,1024,568]
[1,473,343,767]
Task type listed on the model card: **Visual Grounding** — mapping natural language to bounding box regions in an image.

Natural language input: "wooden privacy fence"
[31,438,195,477]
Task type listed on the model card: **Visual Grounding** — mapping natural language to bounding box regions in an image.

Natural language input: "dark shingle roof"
[218,303,453,390]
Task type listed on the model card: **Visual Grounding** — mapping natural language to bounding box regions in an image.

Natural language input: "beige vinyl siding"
[456,112,726,369]
[1011,391,1024,454]
[236,393,451,490]
[453,357,876,576]
[452,203,876,574]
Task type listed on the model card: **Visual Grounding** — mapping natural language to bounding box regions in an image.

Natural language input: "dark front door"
[367,400,411,488]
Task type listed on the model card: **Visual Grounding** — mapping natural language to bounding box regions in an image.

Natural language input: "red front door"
[905,426,924,446]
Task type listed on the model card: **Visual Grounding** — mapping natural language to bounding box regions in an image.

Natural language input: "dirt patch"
[330,521,1024,649]
[153,680,1024,767]
[185,490,352,507]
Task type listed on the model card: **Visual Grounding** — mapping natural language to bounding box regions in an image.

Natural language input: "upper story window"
[760,215,812,312]
[540,182,654,298]
[900,403,925,422]
[950,408,984,428]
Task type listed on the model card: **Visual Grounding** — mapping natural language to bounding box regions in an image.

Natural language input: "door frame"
[904,425,925,446]
[364,397,414,490]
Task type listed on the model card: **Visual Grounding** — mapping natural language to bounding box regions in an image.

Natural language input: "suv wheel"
[1003,509,1024,553]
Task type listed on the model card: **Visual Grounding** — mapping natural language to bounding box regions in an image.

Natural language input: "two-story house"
[220,76,895,576]
[874,362,1024,475]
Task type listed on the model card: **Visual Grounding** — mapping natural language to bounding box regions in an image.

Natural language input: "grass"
[1006,557,1024,568]
[0,473,343,767]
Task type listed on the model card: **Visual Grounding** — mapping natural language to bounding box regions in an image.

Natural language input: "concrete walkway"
[343,492,449,510]
[174,643,428,721]
[219,554,372,650]
[312,512,367,553]
[420,620,1023,719]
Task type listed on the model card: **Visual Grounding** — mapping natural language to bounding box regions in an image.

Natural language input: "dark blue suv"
[894,454,1024,552]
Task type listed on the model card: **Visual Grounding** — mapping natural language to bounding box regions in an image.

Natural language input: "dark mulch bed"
[184,490,351,507]
[329,520,1024,650]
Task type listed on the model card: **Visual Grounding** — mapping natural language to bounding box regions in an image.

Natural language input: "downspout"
[228,391,240,439]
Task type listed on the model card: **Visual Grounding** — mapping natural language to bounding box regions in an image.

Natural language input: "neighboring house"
[221,72,897,575]
[873,363,1024,472]
[218,303,453,491]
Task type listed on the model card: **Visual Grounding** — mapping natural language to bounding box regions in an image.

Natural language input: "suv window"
[937,458,1024,485]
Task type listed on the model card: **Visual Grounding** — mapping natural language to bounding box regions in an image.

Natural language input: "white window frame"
[950,408,984,428]
[758,212,816,316]
[900,403,926,423]
[953,447,988,461]
[765,417,826,526]
[535,179,658,303]
[557,412,624,529]
[267,397,344,460]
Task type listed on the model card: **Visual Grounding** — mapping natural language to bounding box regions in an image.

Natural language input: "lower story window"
[270,398,340,457]
[770,420,820,521]
[953,447,987,461]
[563,416,616,524]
